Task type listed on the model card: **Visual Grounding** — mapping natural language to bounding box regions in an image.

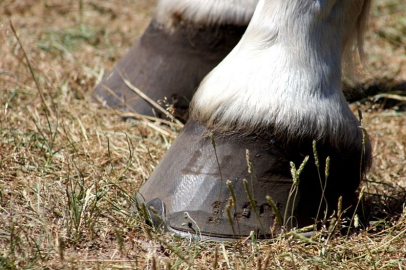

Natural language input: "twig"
[115,71,184,126]
[9,20,55,119]
[373,93,406,102]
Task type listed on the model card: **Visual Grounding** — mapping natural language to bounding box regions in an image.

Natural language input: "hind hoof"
[93,20,246,120]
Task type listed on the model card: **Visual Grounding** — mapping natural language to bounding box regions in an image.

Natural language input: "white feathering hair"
[155,0,259,28]
[191,0,371,150]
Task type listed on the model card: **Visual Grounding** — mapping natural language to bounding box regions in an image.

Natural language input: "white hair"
[155,0,259,29]
[191,0,371,150]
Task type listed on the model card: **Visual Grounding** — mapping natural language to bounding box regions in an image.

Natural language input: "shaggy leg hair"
[191,0,372,162]
[155,0,259,30]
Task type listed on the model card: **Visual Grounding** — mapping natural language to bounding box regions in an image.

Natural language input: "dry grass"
[1,0,406,269]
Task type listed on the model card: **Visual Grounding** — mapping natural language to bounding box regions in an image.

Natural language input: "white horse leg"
[138,0,373,239]
[94,0,258,119]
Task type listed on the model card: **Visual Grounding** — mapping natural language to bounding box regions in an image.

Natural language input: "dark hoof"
[137,120,365,240]
[93,20,246,120]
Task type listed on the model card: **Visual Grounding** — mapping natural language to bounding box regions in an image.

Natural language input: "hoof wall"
[137,120,364,240]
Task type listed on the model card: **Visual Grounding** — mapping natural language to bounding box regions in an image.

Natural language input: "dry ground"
[1,0,406,269]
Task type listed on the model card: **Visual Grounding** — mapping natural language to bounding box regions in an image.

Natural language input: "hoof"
[94,21,246,120]
[137,120,365,240]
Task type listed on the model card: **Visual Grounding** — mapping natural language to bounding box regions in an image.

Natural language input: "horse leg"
[138,0,373,239]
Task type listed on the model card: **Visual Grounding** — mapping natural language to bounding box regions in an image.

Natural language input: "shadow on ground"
[347,80,406,110]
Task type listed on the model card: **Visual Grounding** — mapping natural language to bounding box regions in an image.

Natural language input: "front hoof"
[137,120,363,240]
